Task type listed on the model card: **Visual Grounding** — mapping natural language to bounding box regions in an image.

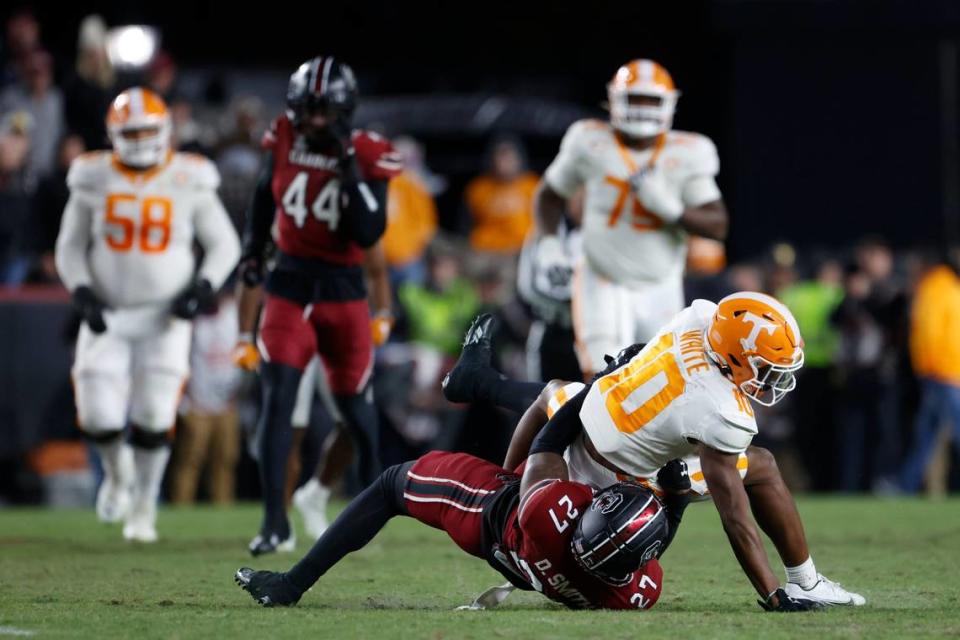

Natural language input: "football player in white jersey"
[534,59,728,380]
[55,88,241,542]
[443,293,865,610]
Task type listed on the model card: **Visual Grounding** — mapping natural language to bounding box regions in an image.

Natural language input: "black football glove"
[758,588,823,612]
[329,117,355,164]
[237,254,265,287]
[72,285,108,334]
[657,458,692,495]
[172,279,216,320]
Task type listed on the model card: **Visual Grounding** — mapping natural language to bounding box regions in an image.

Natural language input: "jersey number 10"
[281,172,340,230]
[597,332,686,433]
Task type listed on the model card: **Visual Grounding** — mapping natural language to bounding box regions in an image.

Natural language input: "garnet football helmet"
[286,55,358,128]
[571,483,668,585]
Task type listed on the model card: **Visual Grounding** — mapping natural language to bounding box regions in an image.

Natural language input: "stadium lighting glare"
[106,26,160,69]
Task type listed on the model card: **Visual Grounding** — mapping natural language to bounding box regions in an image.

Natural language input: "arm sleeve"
[241,154,276,259]
[529,382,590,455]
[194,190,242,289]
[54,192,94,291]
[338,163,388,249]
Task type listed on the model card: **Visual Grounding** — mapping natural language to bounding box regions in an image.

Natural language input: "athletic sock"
[785,556,818,589]
[132,445,171,506]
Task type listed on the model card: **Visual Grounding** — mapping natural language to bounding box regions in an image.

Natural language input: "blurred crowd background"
[2,2,960,507]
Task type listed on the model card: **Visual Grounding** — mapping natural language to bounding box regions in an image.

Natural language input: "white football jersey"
[544,120,721,287]
[578,299,757,478]
[56,151,240,313]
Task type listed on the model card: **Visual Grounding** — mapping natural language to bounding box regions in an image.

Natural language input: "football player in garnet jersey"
[236,447,672,610]
[234,56,402,556]
[442,305,864,610]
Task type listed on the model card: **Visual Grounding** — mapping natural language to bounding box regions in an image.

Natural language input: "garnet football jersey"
[263,114,402,265]
[500,479,663,610]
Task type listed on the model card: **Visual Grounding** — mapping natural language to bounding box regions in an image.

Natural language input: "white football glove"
[630,168,684,224]
[532,235,573,302]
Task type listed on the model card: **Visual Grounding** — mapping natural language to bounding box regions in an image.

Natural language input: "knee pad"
[128,370,184,430]
[83,428,125,445]
[130,424,172,449]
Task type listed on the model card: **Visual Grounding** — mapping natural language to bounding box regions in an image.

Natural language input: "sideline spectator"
[383,136,438,288]
[62,15,114,151]
[464,136,538,256]
[0,49,63,179]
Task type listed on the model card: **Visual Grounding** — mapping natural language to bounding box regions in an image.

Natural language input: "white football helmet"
[106,87,171,168]
[608,59,679,139]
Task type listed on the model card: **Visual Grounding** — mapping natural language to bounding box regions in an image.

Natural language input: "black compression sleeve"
[338,158,387,248]
[529,383,590,455]
[242,153,276,258]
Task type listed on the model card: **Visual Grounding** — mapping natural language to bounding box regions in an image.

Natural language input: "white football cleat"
[95,476,132,523]
[785,574,866,606]
[123,499,158,543]
[293,478,329,540]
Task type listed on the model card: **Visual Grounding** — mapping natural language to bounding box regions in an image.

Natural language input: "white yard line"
[0,627,35,637]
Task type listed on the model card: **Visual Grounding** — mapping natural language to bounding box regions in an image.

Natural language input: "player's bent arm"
[533,181,567,236]
[698,441,780,600]
[363,242,391,316]
[339,173,388,248]
[237,282,263,336]
[520,452,569,501]
[678,199,728,242]
[240,155,276,267]
[503,380,568,471]
[194,192,241,289]
[519,383,589,494]
[364,242,393,346]
[54,192,95,291]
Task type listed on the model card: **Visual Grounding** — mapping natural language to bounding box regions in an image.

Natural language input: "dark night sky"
[8,0,960,259]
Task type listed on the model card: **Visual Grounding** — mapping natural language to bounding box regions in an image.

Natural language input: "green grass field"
[1,498,958,639]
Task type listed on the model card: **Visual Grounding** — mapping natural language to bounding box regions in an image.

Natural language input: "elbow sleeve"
[339,178,387,249]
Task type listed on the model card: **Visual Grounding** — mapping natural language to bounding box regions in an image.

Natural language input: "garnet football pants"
[258,293,373,394]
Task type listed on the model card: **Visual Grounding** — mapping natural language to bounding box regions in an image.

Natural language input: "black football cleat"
[442,314,498,404]
[248,530,296,557]
[235,567,302,607]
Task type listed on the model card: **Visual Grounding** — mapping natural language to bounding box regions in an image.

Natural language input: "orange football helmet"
[106,87,171,168]
[706,292,804,406]
[608,59,679,138]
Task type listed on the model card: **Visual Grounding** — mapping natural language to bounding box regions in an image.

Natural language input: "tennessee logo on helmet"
[706,291,804,407]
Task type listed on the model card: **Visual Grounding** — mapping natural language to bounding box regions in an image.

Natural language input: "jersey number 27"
[282,172,340,230]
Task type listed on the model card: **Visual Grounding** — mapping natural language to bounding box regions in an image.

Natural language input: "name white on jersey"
[544,120,720,287]
[578,299,757,478]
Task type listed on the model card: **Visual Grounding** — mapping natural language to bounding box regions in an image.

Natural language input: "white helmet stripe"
[719,291,802,342]
[320,56,334,94]
[128,87,145,118]
[638,59,654,82]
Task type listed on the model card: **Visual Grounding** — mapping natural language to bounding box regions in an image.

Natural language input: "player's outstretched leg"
[744,446,866,606]
[250,362,302,556]
[124,426,171,543]
[442,314,546,413]
[236,461,412,607]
